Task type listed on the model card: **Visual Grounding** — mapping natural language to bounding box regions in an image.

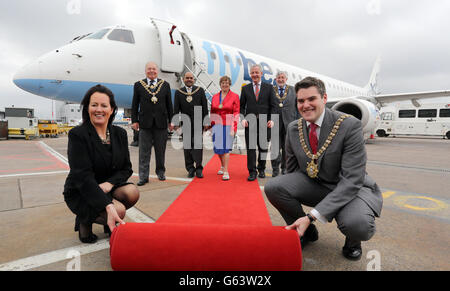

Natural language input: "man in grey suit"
[264,77,383,261]
[270,71,300,177]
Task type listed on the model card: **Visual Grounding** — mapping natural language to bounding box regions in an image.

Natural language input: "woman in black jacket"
[64,85,139,243]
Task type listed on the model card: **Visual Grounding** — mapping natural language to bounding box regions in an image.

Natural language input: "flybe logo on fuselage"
[202,40,277,86]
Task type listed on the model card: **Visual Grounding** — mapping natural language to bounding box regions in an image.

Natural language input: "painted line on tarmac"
[0,207,155,271]
[0,170,69,179]
[38,141,69,166]
[0,239,110,271]
[132,173,193,183]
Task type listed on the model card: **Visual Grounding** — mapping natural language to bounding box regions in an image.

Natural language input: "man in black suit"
[132,62,174,185]
[240,64,276,181]
[171,72,209,178]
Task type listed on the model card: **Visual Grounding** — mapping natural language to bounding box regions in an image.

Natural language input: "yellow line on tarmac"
[382,191,396,199]
[393,196,448,212]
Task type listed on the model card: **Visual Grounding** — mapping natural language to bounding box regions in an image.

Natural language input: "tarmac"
[0,128,449,271]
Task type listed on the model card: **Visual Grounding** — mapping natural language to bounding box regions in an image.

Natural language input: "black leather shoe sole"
[137,180,148,186]
[248,174,257,181]
[157,175,166,181]
[342,247,363,261]
[300,224,319,249]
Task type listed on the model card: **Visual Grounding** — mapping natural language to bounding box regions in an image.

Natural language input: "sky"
[1,0,449,119]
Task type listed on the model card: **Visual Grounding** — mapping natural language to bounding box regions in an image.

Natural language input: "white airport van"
[376,103,450,139]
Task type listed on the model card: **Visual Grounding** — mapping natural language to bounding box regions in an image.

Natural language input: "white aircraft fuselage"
[14,19,449,138]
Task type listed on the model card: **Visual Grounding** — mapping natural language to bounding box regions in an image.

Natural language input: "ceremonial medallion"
[306,160,319,179]
[279,103,284,108]
[298,114,350,179]
[186,96,193,103]
[140,80,165,104]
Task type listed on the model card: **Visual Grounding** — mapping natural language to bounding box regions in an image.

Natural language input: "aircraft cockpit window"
[85,29,111,40]
[107,29,135,44]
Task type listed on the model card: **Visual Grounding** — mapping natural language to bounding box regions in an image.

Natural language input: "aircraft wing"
[373,90,450,104]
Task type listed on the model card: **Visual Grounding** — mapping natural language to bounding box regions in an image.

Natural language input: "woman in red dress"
[210,76,240,181]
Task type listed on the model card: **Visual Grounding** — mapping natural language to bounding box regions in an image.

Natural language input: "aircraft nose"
[13,61,42,95]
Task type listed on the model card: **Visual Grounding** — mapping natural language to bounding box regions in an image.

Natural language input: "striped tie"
[254,83,260,101]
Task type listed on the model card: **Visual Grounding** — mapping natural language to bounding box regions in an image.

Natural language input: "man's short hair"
[295,76,327,97]
[250,64,263,72]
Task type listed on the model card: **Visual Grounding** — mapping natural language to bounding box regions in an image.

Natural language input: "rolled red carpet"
[110,155,302,271]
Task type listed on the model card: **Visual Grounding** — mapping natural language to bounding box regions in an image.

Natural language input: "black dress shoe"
[272,169,279,177]
[258,171,266,179]
[281,169,287,175]
[137,179,148,186]
[78,225,98,244]
[248,173,257,181]
[342,239,362,261]
[300,224,319,249]
[157,174,166,181]
[196,170,204,178]
[187,170,195,178]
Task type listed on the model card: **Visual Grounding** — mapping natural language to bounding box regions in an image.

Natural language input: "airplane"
[13,18,450,139]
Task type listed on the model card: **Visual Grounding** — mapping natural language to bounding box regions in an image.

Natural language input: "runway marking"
[38,141,69,165]
[393,196,448,212]
[0,239,110,271]
[132,173,193,183]
[382,191,396,199]
[0,207,155,271]
[0,170,69,179]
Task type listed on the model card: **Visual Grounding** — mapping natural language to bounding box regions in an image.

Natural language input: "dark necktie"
[279,87,285,97]
[309,123,318,155]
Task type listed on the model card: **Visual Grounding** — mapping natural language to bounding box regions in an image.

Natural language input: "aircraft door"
[151,18,185,73]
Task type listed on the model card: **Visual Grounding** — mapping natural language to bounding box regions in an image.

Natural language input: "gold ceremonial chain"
[177,87,201,103]
[298,114,350,178]
[274,86,289,108]
[140,80,165,104]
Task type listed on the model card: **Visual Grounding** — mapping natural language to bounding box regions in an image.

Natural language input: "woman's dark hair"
[81,84,118,125]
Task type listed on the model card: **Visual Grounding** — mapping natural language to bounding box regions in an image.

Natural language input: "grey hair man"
[270,71,300,177]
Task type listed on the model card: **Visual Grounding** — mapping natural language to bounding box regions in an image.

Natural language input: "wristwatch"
[306,213,316,223]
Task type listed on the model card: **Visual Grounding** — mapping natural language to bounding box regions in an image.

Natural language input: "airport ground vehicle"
[376,103,450,139]
[38,120,59,138]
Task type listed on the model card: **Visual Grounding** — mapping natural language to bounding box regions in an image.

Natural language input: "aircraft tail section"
[364,55,381,96]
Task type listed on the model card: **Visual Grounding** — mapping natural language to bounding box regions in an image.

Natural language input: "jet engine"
[332,98,380,138]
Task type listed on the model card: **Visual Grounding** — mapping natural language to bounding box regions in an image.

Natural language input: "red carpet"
[110,154,302,271]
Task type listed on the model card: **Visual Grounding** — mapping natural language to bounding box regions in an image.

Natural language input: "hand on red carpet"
[286,216,311,237]
[106,204,126,232]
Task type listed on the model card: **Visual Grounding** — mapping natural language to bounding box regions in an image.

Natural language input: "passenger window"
[418,109,437,118]
[85,29,110,40]
[439,109,450,118]
[107,29,135,44]
[398,110,416,118]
